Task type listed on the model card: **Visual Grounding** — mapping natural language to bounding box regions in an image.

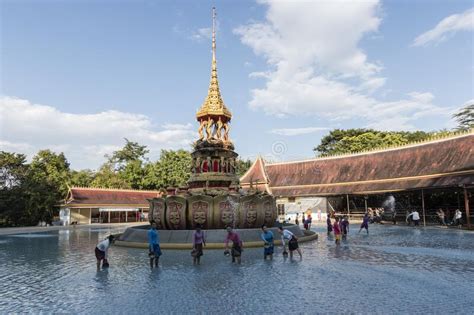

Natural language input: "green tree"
[236,158,252,176]
[314,129,437,155]
[153,150,192,188]
[0,151,28,188]
[397,130,433,142]
[26,150,71,223]
[93,139,149,189]
[0,152,29,226]
[120,159,146,189]
[144,150,192,189]
[314,129,374,155]
[68,169,95,187]
[69,169,95,187]
[331,132,408,154]
[142,162,160,190]
[108,138,149,170]
[91,162,131,189]
[453,102,474,131]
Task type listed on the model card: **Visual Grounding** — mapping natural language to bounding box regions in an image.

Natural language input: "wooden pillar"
[464,186,471,228]
[346,194,350,218]
[421,189,426,227]
[125,210,128,223]
[89,208,92,224]
[108,211,111,224]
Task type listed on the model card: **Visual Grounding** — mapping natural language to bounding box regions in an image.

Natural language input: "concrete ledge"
[115,230,318,249]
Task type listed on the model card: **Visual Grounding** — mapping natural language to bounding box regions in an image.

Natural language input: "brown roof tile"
[65,187,161,206]
[241,133,474,196]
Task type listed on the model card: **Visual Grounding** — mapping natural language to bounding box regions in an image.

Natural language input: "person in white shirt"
[277,227,302,259]
[407,210,420,226]
[452,209,462,227]
[95,235,115,270]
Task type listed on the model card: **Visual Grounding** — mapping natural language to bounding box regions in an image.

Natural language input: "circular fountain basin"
[116,224,317,249]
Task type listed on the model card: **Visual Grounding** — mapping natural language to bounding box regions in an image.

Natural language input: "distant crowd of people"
[324,213,369,246]
[291,212,315,231]
[404,208,463,227]
[434,208,463,227]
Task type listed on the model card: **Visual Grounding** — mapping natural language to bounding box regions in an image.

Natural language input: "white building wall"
[277,197,328,223]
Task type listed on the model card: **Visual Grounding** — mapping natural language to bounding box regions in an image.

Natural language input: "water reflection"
[0,225,473,313]
[93,269,110,290]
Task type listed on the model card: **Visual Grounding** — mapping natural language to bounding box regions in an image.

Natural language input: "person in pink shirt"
[224,226,243,264]
[333,217,342,245]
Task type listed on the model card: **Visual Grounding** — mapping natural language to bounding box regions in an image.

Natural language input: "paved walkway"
[0,222,145,236]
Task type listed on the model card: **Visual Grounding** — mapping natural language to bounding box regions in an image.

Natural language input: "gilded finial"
[196,7,232,123]
[212,7,216,64]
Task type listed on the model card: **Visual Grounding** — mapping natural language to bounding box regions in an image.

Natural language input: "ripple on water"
[8,234,58,238]
[1,225,474,314]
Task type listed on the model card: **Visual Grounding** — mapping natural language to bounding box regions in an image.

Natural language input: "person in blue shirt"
[261,224,274,260]
[148,221,161,268]
[359,213,369,235]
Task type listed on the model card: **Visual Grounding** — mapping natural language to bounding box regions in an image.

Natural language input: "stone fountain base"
[116,224,318,249]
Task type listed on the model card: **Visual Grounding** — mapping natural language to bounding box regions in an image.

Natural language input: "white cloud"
[235,0,383,80]
[366,92,453,130]
[413,7,474,47]
[190,20,220,42]
[248,71,270,79]
[234,0,451,129]
[0,97,196,169]
[190,27,212,41]
[270,127,329,136]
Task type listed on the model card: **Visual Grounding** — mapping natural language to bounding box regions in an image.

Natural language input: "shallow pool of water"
[1,225,473,314]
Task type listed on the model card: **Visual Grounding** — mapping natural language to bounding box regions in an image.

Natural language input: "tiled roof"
[240,156,269,185]
[64,187,161,206]
[241,133,474,196]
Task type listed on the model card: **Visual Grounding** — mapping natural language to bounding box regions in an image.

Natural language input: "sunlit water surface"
[1,225,473,314]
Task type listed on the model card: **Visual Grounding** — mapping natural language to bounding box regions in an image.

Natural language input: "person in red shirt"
[224,226,243,264]
[333,217,342,245]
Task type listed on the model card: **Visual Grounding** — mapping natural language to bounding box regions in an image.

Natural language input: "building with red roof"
[60,187,161,224]
[240,132,474,226]
[59,132,473,226]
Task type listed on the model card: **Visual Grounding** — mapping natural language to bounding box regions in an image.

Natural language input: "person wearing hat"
[148,221,162,268]
[224,226,243,264]
[95,234,115,270]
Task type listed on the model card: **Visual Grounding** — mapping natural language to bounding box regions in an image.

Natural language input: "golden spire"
[196,7,232,122]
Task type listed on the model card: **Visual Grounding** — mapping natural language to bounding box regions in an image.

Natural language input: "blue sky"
[1,0,473,170]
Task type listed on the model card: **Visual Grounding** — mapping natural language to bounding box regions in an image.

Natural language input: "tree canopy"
[453,102,474,131]
[314,129,441,155]
[0,138,254,226]
[0,150,71,226]
[107,138,149,170]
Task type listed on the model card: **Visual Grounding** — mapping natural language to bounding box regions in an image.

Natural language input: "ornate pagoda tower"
[188,7,240,195]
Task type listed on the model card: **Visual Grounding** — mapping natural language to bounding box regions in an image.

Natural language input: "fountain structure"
[118,8,316,248]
